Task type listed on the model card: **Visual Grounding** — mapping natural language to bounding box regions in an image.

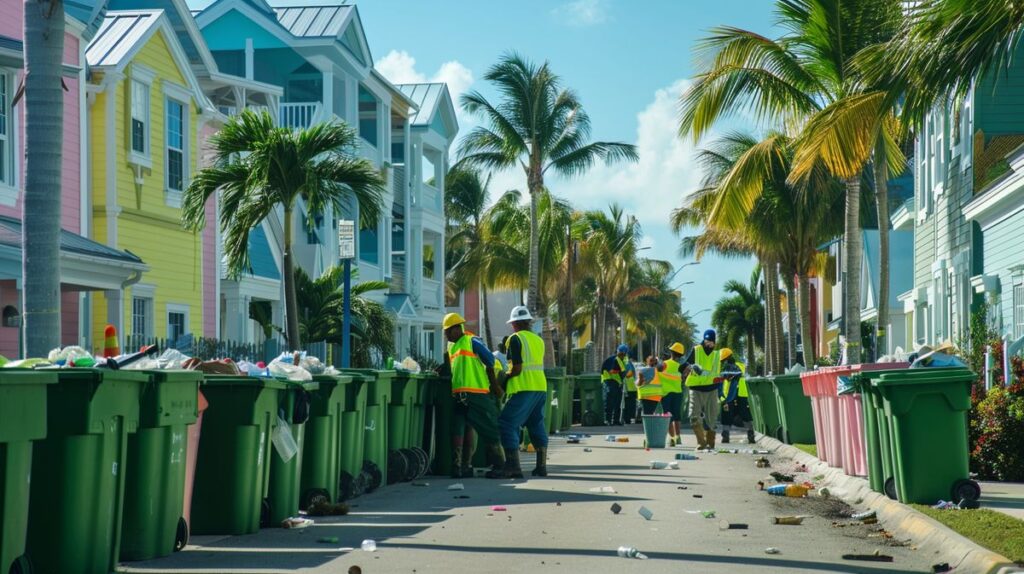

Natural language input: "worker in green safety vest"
[683,329,722,452]
[657,343,686,446]
[718,348,755,444]
[601,344,635,426]
[443,312,506,478]
[491,305,550,479]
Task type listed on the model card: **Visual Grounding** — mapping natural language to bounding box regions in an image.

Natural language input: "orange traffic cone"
[103,324,120,358]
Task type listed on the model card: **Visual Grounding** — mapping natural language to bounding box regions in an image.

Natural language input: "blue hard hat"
[703,329,717,343]
[617,344,629,354]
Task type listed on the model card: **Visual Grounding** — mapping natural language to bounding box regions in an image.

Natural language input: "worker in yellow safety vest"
[683,329,723,452]
[636,355,663,415]
[657,343,686,446]
[718,348,755,444]
[601,344,636,426]
[442,313,506,478]
[491,306,550,479]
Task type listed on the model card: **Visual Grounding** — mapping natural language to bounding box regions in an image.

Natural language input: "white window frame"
[166,303,190,342]
[1014,283,1024,340]
[0,68,18,206]
[131,296,153,339]
[128,65,155,169]
[962,86,974,172]
[163,82,192,208]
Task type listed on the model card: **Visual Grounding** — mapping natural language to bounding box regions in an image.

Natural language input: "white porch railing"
[279,102,323,129]
[421,277,443,310]
[421,182,441,211]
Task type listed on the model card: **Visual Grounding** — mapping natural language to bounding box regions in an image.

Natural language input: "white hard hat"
[507,305,534,324]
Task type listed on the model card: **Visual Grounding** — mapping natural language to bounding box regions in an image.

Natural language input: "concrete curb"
[758,435,1022,574]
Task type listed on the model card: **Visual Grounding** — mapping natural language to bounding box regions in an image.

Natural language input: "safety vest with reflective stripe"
[448,335,490,394]
[685,346,721,388]
[659,359,683,394]
[723,361,748,398]
[601,356,628,385]
[507,330,547,395]
[637,367,662,401]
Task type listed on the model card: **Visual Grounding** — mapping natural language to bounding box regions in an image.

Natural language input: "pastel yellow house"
[86,9,219,348]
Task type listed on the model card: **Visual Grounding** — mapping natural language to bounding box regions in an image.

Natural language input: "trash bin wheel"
[883,478,898,501]
[775,427,786,442]
[259,498,272,528]
[301,488,331,509]
[174,517,189,551]
[951,479,981,504]
[581,410,600,427]
[10,555,31,574]
[409,447,429,479]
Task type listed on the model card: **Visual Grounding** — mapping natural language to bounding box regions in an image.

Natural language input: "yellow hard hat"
[442,312,466,330]
[720,348,733,361]
[668,342,685,355]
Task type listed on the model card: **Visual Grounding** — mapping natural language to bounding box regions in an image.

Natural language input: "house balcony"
[420,277,443,311]
[279,102,323,130]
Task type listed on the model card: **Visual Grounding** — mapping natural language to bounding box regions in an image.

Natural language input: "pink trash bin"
[183,390,209,536]
[801,368,843,468]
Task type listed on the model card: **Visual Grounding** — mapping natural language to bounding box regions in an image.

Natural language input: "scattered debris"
[567,438,581,444]
[281,517,313,529]
[701,510,716,519]
[453,495,470,499]
[861,517,879,525]
[719,520,748,530]
[755,457,771,468]
[677,486,688,490]
[411,481,429,487]
[770,516,806,525]
[617,546,648,560]
[306,501,350,516]
[932,563,951,573]
[813,474,826,481]
[818,488,831,499]
[361,539,377,552]
[491,506,507,512]
[675,453,699,461]
[316,536,338,544]
[589,486,617,493]
[765,484,809,497]
[556,502,562,506]
[617,437,630,443]
[448,483,465,491]
[693,494,703,499]
[583,448,593,452]
[650,461,671,469]
[842,553,893,563]
[610,503,622,514]
[770,472,795,482]
[348,567,362,574]
[605,435,617,442]
[638,506,654,520]
[765,547,781,555]
[851,510,876,520]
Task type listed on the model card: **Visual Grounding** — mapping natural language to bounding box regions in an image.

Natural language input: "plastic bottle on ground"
[765,484,809,497]
[361,540,377,552]
[617,546,648,559]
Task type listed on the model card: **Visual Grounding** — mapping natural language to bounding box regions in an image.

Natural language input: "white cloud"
[552,0,609,27]
[374,50,475,123]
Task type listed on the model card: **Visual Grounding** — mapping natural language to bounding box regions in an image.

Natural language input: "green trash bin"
[429,376,455,476]
[190,375,287,535]
[873,368,980,505]
[341,369,393,491]
[26,369,147,574]
[338,371,368,496]
[747,377,782,438]
[561,376,576,431]
[545,368,564,435]
[267,378,318,524]
[852,369,903,495]
[389,372,423,451]
[0,370,56,574]
[769,375,815,444]
[300,373,352,506]
[412,373,435,451]
[575,374,603,427]
[121,370,203,561]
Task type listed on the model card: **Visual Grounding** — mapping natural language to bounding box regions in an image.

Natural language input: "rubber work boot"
[692,423,708,450]
[747,427,756,444]
[707,432,716,451]
[722,430,731,444]
[451,441,464,479]
[532,447,548,477]
[484,442,505,472]
[486,448,524,479]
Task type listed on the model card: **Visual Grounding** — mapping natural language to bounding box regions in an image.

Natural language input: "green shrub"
[971,375,1024,481]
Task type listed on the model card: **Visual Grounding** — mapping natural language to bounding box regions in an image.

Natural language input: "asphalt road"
[121,425,941,574]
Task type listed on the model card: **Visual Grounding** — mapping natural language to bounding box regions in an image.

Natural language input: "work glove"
[691,365,704,376]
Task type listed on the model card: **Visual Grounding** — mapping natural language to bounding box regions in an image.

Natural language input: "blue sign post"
[339,220,355,368]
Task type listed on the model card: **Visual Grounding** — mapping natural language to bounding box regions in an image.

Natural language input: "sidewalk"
[980,482,1024,520]
[119,425,943,574]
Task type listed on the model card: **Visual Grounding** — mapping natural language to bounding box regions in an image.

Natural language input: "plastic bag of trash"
[272,415,298,462]
[395,356,421,373]
[784,363,806,375]
[47,346,92,366]
[299,355,326,375]
[238,360,270,377]
[156,348,192,369]
[269,359,313,381]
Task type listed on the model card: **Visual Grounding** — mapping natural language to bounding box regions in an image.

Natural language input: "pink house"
[0,0,146,357]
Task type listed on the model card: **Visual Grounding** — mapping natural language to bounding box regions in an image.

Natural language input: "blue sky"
[354,0,778,326]
[188,0,779,328]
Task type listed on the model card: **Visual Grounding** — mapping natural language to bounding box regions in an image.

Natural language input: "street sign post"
[339,220,355,368]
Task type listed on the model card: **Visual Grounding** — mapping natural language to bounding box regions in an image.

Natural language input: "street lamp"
[692,307,711,318]
[671,280,694,291]
[666,261,699,284]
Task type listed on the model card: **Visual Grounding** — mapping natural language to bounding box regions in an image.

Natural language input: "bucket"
[642,414,671,448]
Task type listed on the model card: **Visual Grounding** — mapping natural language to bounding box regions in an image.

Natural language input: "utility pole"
[339,220,355,367]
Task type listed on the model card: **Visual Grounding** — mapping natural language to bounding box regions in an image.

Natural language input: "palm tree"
[182,110,385,347]
[458,53,638,322]
[679,0,904,364]
[445,166,498,346]
[712,267,765,372]
[21,0,66,356]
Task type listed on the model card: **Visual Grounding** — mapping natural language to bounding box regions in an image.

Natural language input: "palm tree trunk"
[542,317,556,367]
[874,151,890,359]
[798,273,816,366]
[22,0,66,357]
[746,329,756,375]
[764,261,785,374]
[283,206,301,347]
[843,177,864,365]
[784,272,798,367]
[527,184,541,319]
[481,284,494,349]
[763,261,776,374]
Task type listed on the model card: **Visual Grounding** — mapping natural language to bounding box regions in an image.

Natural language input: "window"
[358,85,378,147]
[130,80,149,156]
[0,71,11,188]
[1014,284,1024,339]
[131,297,151,338]
[167,309,187,342]
[422,242,435,279]
[359,219,379,264]
[166,98,186,195]
[2,305,19,328]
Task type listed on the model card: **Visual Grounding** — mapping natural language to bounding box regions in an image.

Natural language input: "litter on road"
[448,483,465,491]
[610,503,622,514]
[361,540,377,552]
[617,546,648,560]
[701,510,716,519]
[491,506,507,511]
[719,520,748,530]
[842,553,893,562]
[589,486,617,493]
[638,506,654,520]
[770,515,807,525]
[765,547,781,554]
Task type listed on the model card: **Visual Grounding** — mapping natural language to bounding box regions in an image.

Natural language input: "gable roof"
[247,225,281,280]
[0,215,144,265]
[398,83,459,139]
[273,5,352,38]
[106,0,219,75]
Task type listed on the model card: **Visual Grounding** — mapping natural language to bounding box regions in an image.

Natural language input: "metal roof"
[86,9,163,68]
[272,5,351,38]
[0,215,144,265]
[0,35,23,53]
[398,83,445,127]
[247,225,281,280]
